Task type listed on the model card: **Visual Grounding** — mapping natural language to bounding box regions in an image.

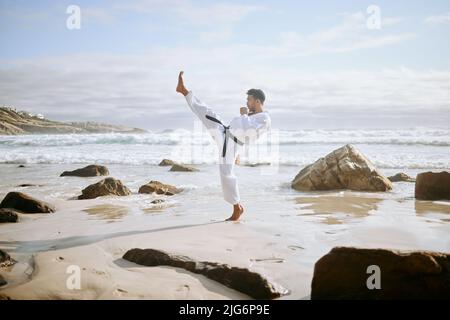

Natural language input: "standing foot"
[176,71,189,96]
[226,204,244,221]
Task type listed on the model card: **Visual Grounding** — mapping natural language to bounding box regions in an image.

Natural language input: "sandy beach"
[1,159,449,299]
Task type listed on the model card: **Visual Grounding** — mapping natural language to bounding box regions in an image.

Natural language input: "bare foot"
[226,204,244,221]
[176,71,189,96]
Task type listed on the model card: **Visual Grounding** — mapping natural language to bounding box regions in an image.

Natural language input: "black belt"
[205,115,244,157]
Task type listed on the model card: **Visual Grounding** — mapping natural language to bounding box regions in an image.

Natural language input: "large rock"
[60,164,109,177]
[388,172,415,183]
[123,248,288,299]
[138,180,181,196]
[0,249,16,268]
[291,144,392,192]
[0,192,55,213]
[170,163,199,172]
[415,171,450,200]
[158,159,176,166]
[78,177,131,200]
[311,247,450,300]
[0,208,20,223]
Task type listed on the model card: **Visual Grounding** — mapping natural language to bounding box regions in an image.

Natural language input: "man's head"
[246,89,265,113]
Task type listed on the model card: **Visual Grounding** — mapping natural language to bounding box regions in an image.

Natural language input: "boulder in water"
[158,159,176,166]
[0,191,55,213]
[388,172,415,182]
[60,164,109,177]
[291,144,392,192]
[139,181,181,196]
[78,177,131,200]
[170,163,199,172]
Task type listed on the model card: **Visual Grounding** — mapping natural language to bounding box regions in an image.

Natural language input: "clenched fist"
[240,107,249,115]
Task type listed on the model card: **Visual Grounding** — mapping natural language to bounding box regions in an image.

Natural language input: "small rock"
[60,164,109,177]
[139,181,181,196]
[170,163,199,172]
[151,199,165,204]
[0,208,20,223]
[0,191,55,213]
[16,184,41,187]
[78,177,131,200]
[17,165,26,168]
[388,172,415,182]
[158,159,176,166]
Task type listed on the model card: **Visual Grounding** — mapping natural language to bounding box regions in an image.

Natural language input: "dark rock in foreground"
[415,171,450,200]
[123,248,288,299]
[311,247,450,300]
[0,191,55,213]
[60,164,109,177]
[78,177,131,200]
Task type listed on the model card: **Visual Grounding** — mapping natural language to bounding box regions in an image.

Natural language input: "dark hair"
[246,88,265,104]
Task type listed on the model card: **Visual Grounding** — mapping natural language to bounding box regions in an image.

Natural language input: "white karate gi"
[185,90,271,205]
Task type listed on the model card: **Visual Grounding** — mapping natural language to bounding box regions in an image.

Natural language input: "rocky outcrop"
[123,248,289,299]
[0,208,20,223]
[291,144,392,192]
[0,106,146,135]
[0,249,16,268]
[60,165,109,177]
[170,163,199,172]
[311,247,450,299]
[78,177,131,200]
[415,171,450,200]
[158,159,176,166]
[0,192,55,213]
[388,172,415,182]
[138,181,181,196]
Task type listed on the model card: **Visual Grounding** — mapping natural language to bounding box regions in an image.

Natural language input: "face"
[246,95,258,111]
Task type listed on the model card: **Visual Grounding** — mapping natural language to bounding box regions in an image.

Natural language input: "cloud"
[274,12,413,57]
[425,12,450,25]
[1,50,449,130]
[0,7,447,130]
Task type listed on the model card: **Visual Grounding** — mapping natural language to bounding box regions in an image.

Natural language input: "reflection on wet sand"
[294,193,383,224]
[83,204,129,222]
[415,200,450,222]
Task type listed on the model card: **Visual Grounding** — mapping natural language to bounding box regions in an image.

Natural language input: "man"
[176,71,271,221]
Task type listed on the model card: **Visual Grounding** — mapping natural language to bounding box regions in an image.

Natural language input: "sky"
[1,0,450,130]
